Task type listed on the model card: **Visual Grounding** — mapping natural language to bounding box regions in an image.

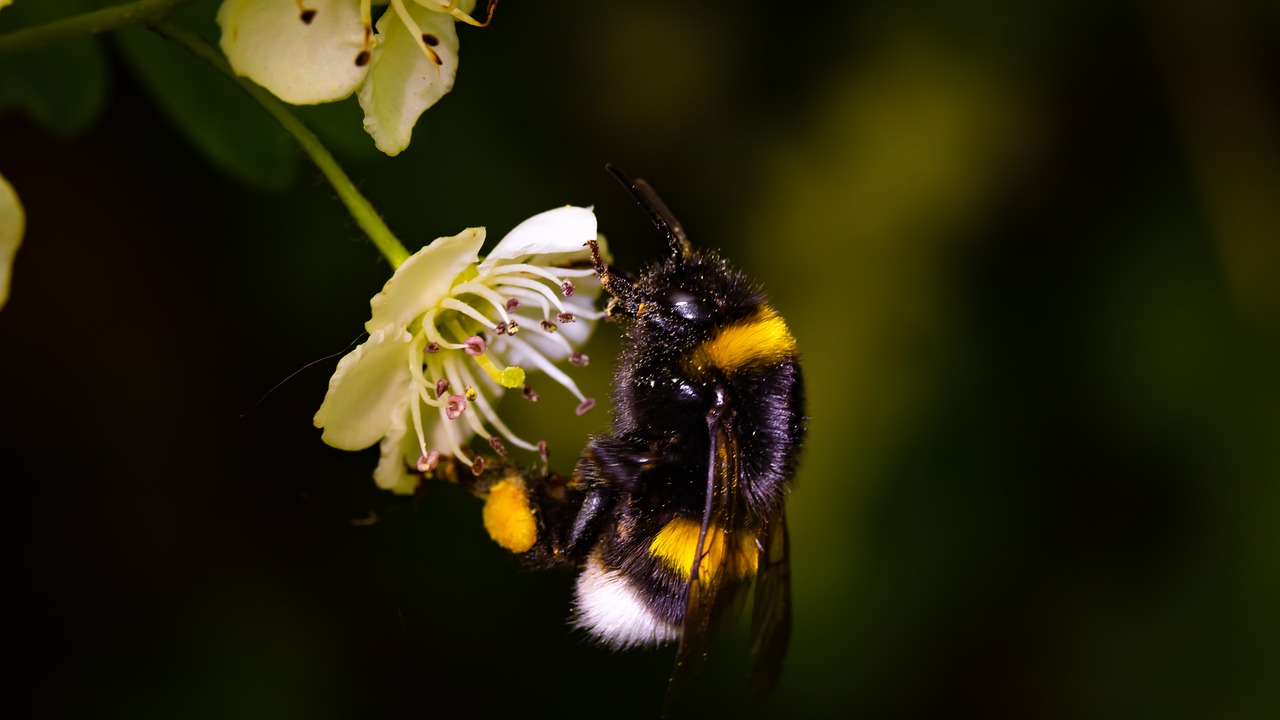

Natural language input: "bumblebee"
[453,166,806,705]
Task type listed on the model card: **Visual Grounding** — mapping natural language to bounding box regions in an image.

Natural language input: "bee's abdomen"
[572,549,683,649]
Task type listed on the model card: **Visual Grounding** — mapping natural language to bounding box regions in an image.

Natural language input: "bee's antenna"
[606,164,693,265]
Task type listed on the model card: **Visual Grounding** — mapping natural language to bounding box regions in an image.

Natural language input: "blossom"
[314,206,605,494]
[0,170,24,311]
[217,0,492,155]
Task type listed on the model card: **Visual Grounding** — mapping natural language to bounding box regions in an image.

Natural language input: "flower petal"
[478,206,599,273]
[314,324,414,450]
[218,0,368,105]
[372,402,421,495]
[367,227,485,332]
[0,171,24,311]
[358,4,460,155]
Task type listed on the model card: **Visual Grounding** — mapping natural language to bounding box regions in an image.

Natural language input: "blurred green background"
[2,0,1279,718]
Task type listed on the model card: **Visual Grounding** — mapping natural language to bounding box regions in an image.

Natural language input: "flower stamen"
[435,400,472,464]
[454,356,539,451]
[294,1,317,24]
[503,335,589,403]
[417,450,440,473]
[408,334,445,408]
[446,394,467,419]
[390,0,444,66]
[415,0,499,28]
[453,281,515,324]
[422,309,467,350]
[486,262,576,294]
[441,297,504,334]
[490,276,567,314]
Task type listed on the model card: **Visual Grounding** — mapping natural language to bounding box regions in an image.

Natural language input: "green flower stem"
[153,19,411,268]
[0,0,194,57]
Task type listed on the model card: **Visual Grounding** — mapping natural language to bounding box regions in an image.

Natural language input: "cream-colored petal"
[218,0,368,104]
[314,324,414,450]
[357,3,459,155]
[367,227,485,332]
[478,206,599,273]
[0,171,24,310]
[372,402,422,495]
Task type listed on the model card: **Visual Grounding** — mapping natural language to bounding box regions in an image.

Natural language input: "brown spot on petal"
[300,10,317,24]
[422,34,440,47]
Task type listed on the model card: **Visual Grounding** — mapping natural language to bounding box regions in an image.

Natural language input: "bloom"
[217,0,491,155]
[314,206,605,494]
[0,170,24,311]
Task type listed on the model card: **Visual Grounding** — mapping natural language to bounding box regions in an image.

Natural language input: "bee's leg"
[430,454,578,566]
[563,485,612,560]
[587,239,640,317]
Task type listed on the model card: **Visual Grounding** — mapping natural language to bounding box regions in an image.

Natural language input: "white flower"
[217,0,492,155]
[0,170,24,311]
[314,206,605,494]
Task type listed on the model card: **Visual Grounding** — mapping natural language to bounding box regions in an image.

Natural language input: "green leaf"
[0,0,108,138]
[114,23,297,190]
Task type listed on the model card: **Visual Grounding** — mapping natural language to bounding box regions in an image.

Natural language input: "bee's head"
[594,165,761,338]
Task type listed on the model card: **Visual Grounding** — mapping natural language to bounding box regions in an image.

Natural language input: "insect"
[449,165,807,708]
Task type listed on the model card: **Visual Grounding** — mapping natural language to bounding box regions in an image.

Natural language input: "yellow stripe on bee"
[483,478,537,553]
[685,306,796,376]
[649,517,758,584]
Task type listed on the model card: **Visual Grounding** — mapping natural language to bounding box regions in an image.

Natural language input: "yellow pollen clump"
[483,479,538,553]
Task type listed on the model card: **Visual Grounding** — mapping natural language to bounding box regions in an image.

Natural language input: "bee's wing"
[663,418,746,713]
[749,506,791,700]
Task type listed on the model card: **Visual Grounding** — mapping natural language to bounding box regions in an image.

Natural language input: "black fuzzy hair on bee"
[448,166,806,713]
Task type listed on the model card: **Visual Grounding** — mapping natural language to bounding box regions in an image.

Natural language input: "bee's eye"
[661,288,711,323]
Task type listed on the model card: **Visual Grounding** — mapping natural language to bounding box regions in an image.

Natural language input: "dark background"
[2,1,1279,718]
